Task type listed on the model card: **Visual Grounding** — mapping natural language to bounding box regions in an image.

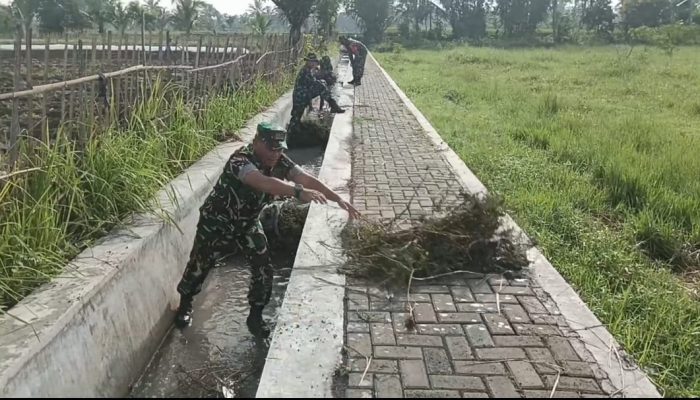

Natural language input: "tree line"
[0,0,698,46]
[346,0,700,44]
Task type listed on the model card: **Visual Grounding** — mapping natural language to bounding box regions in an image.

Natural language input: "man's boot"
[175,295,193,329]
[347,78,356,85]
[247,305,271,338]
[353,78,362,86]
[327,98,345,114]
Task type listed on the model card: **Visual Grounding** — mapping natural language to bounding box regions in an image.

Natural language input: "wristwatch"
[294,184,304,200]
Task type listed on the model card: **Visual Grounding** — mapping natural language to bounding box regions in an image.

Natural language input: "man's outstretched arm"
[289,168,361,219]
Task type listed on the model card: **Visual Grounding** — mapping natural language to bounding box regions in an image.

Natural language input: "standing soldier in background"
[174,122,360,338]
[339,36,367,86]
[288,53,345,134]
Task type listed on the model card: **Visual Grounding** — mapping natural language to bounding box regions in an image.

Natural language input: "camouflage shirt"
[200,144,301,230]
[293,67,328,104]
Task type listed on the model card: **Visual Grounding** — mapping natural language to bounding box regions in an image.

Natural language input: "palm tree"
[111,1,131,35]
[247,0,272,36]
[84,0,114,34]
[272,0,316,46]
[10,0,40,37]
[171,0,204,35]
[314,0,340,39]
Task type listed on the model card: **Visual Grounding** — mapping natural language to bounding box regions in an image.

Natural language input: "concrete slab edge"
[256,58,355,398]
[369,52,662,398]
[0,89,295,397]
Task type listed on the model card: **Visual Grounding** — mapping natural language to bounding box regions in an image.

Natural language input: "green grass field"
[376,45,700,397]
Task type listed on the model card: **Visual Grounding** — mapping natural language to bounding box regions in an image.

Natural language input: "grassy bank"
[376,46,700,397]
[0,72,293,311]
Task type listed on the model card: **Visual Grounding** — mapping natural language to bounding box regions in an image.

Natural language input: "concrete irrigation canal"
[0,55,662,398]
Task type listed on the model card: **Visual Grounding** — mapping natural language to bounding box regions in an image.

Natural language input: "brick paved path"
[342,57,616,398]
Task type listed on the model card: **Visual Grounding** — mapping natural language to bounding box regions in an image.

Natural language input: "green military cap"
[256,122,288,150]
[304,53,320,62]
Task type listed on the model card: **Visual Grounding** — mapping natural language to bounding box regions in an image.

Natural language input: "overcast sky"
[0,0,271,16]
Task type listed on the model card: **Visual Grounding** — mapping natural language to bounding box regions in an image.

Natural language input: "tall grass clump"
[0,71,293,310]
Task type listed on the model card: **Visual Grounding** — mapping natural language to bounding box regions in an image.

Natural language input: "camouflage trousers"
[176,216,273,308]
[351,54,366,81]
[289,83,333,132]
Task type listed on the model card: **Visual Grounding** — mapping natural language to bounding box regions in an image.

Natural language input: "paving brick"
[349,311,391,323]
[568,338,597,363]
[530,314,565,325]
[457,303,499,313]
[523,390,580,398]
[345,388,373,398]
[557,361,597,378]
[467,279,493,294]
[461,392,490,398]
[506,361,545,388]
[485,376,521,398]
[510,278,531,287]
[454,361,507,375]
[492,336,544,347]
[392,312,412,334]
[400,293,432,302]
[526,348,560,375]
[464,324,495,347]
[429,375,485,391]
[424,348,453,374]
[375,374,403,398]
[371,299,410,312]
[417,323,463,335]
[438,313,481,323]
[450,287,475,302]
[347,293,370,311]
[347,322,370,333]
[394,333,442,347]
[513,324,562,336]
[545,337,580,361]
[496,286,535,296]
[502,304,532,324]
[348,333,372,358]
[475,293,519,304]
[348,372,374,388]
[475,347,527,361]
[432,294,457,312]
[371,323,397,346]
[413,285,450,294]
[350,358,398,374]
[404,390,461,398]
[374,346,423,359]
[542,376,603,393]
[445,336,474,360]
[413,303,438,323]
[400,360,430,389]
[518,296,548,314]
[483,313,515,335]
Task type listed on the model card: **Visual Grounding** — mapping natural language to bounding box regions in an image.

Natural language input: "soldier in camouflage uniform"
[175,122,360,338]
[289,53,345,134]
[339,36,367,86]
[317,55,338,111]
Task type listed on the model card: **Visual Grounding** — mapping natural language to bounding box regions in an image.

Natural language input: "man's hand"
[337,199,361,220]
[300,188,328,204]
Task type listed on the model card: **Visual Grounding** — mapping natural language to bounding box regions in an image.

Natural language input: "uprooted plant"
[340,191,531,289]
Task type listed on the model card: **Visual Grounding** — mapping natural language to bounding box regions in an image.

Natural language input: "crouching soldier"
[289,53,345,134]
[174,122,361,338]
[317,55,338,111]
